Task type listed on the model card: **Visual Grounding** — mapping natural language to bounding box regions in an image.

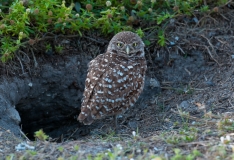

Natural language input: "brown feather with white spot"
[78,31,147,126]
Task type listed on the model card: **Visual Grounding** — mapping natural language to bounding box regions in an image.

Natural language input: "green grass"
[0,0,229,62]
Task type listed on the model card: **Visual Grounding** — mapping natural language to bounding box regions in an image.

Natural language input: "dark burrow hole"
[16,98,82,142]
[8,55,90,142]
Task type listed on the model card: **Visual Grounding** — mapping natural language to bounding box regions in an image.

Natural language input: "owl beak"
[126,45,130,54]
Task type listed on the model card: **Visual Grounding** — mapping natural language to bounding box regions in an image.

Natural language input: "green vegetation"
[171,148,201,160]
[163,127,198,145]
[0,0,228,62]
[34,129,49,141]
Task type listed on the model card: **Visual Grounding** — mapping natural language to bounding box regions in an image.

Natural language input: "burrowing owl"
[78,31,147,128]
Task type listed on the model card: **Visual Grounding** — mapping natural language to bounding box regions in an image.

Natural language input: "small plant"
[45,43,52,52]
[217,118,234,132]
[55,45,63,54]
[5,154,14,160]
[98,130,122,142]
[210,145,227,159]
[34,129,49,141]
[0,37,18,62]
[163,127,198,145]
[200,5,209,12]
[175,85,194,95]
[157,30,166,47]
[57,157,64,160]
[27,150,37,156]
[136,28,144,38]
[171,148,201,160]
[57,146,64,152]
[73,145,79,151]
[157,12,173,25]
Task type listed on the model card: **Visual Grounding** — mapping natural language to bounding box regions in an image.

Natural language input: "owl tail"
[78,108,94,125]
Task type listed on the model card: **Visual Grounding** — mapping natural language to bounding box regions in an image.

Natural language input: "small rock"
[170,18,175,24]
[154,147,159,151]
[15,142,35,151]
[61,40,70,44]
[204,81,215,86]
[179,101,190,109]
[192,17,199,23]
[128,121,138,130]
[150,78,160,89]
[169,41,175,46]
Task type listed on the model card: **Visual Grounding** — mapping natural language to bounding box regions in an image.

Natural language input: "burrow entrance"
[16,96,81,141]
[0,55,92,141]
[16,56,91,141]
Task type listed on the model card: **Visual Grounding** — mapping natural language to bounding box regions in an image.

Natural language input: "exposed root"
[30,48,38,68]
[194,15,218,28]
[203,45,220,66]
[15,53,25,74]
[19,129,31,141]
[176,45,186,55]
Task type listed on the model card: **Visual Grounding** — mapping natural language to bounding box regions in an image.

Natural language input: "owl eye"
[117,43,123,47]
[133,43,138,47]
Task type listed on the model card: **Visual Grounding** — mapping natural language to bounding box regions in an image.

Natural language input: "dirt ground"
[1,5,234,159]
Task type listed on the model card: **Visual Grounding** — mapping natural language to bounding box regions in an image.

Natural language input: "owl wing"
[78,53,109,124]
[87,57,146,118]
[78,54,147,125]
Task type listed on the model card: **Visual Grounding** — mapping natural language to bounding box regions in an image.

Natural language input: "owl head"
[107,31,145,58]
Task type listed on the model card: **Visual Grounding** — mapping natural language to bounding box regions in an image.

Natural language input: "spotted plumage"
[78,31,147,126]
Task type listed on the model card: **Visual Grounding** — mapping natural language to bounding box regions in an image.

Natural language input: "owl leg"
[113,115,118,131]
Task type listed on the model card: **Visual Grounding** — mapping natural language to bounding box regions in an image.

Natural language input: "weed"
[217,118,234,132]
[34,129,49,141]
[200,5,209,12]
[171,148,201,160]
[5,154,14,160]
[163,127,198,144]
[175,86,194,95]
[58,146,64,152]
[55,45,63,54]
[73,145,79,151]
[157,30,166,47]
